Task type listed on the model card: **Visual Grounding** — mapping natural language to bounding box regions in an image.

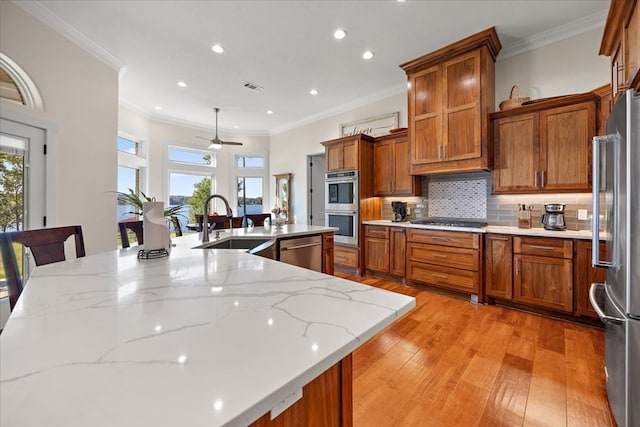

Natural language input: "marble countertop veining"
[0,225,415,427]
[362,220,594,239]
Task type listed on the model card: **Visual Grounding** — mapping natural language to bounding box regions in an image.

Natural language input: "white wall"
[119,106,270,214]
[495,29,609,103]
[0,1,119,254]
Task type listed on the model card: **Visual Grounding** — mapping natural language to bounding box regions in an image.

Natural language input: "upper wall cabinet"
[400,27,501,175]
[600,0,640,100]
[490,92,598,194]
[372,131,422,196]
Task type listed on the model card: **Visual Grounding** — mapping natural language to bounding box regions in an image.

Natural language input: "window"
[235,155,266,216]
[168,146,216,232]
[118,136,138,155]
[117,134,145,224]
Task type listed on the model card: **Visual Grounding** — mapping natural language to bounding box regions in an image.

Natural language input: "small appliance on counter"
[541,203,566,230]
[391,201,408,222]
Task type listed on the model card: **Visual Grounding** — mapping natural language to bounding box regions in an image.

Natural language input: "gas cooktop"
[409,219,488,228]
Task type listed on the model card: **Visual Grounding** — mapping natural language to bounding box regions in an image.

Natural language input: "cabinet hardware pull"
[432,236,449,241]
[443,144,446,159]
[541,170,546,187]
[535,171,540,187]
[529,245,555,250]
[432,273,448,279]
[515,259,520,275]
[438,145,442,160]
[432,253,448,258]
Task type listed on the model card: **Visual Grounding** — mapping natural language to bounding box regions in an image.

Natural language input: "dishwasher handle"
[280,242,321,251]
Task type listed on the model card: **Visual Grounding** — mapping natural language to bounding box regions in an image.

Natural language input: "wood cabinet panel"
[342,141,358,171]
[485,234,513,300]
[408,243,479,271]
[373,141,394,194]
[493,114,539,190]
[389,228,406,277]
[324,139,358,172]
[407,229,479,249]
[407,261,480,294]
[364,225,389,239]
[334,245,358,268]
[401,28,500,175]
[364,237,389,273]
[323,233,335,276]
[574,240,607,319]
[514,236,573,259]
[372,132,421,196]
[392,138,414,194]
[540,102,594,191]
[514,254,573,313]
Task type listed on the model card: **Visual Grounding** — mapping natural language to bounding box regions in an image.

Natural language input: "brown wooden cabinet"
[600,0,640,100]
[322,232,335,276]
[593,84,613,136]
[400,27,501,175]
[491,93,597,194]
[485,234,513,300]
[325,138,358,172]
[574,240,607,319]
[513,236,573,313]
[406,229,481,296]
[372,131,421,196]
[364,226,406,277]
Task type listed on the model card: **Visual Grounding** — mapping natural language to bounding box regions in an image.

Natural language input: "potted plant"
[116,189,185,233]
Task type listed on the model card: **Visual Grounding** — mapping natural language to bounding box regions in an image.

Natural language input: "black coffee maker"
[391,201,408,222]
[541,203,566,230]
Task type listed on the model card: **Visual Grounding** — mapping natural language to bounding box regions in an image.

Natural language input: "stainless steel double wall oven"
[325,170,358,246]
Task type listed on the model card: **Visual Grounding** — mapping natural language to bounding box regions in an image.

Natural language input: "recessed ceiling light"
[266,110,274,115]
[154,106,162,110]
[177,81,187,87]
[334,29,347,40]
[233,125,239,129]
[362,50,375,60]
[310,89,319,96]
[211,44,224,54]
[397,0,406,2]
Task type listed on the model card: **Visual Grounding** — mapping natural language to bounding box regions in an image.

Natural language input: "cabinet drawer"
[407,229,479,249]
[514,236,573,259]
[407,262,480,294]
[407,243,479,271]
[364,226,389,239]
[334,245,358,268]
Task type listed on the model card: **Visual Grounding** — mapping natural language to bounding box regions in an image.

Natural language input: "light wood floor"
[338,272,615,427]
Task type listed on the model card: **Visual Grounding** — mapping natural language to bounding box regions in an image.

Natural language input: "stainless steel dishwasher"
[279,235,322,272]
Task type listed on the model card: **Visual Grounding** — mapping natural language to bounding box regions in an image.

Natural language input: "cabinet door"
[624,2,639,92]
[373,141,393,195]
[514,254,573,313]
[485,234,513,300]
[539,102,595,191]
[341,141,358,171]
[389,228,406,277]
[392,137,413,194]
[326,144,343,172]
[574,240,606,319]
[492,113,539,192]
[410,66,442,165]
[442,51,481,161]
[364,237,389,273]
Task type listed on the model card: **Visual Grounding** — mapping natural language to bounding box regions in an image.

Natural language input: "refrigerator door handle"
[592,135,614,268]
[589,283,624,325]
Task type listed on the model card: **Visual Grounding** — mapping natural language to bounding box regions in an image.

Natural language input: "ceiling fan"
[197,107,243,150]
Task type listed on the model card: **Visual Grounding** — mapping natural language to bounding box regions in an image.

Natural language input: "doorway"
[307,153,325,226]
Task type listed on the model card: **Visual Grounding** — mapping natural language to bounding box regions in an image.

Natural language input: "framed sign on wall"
[340,112,399,137]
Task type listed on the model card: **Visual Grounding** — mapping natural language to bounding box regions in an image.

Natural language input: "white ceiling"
[20,0,609,136]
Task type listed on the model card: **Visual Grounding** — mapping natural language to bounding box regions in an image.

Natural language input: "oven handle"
[325,210,358,215]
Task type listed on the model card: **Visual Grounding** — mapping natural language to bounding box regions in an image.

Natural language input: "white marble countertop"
[0,225,415,427]
[362,220,594,239]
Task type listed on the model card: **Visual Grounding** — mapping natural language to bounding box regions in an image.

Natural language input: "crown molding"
[498,10,607,60]
[270,83,406,136]
[14,0,126,72]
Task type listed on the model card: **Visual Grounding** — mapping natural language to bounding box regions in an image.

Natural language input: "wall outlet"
[578,209,588,220]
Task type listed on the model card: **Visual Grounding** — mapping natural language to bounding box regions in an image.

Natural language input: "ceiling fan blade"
[222,141,243,146]
[196,136,213,142]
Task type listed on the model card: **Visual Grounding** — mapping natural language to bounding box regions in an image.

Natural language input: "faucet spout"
[202,194,233,243]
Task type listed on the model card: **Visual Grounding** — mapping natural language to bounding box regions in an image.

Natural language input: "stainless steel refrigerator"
[591,89,639,427]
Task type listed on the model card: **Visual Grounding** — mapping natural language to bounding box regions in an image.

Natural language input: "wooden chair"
[196,215,243,230]
[118,220,143,248]
[245,213,272,226]
[0,225,86,311]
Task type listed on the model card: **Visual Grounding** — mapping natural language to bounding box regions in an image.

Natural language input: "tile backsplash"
[380,171,595,230]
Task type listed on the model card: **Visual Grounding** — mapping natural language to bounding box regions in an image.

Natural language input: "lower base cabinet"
[364,226,406,277]
[574,239,607,319]
[323,233,335,275]
[485,234,513,300]
[250,354,352,427]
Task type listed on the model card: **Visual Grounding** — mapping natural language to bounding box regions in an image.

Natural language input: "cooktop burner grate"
[409,219,488,228]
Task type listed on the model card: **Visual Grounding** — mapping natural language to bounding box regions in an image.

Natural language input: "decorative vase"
[273,214,286,229]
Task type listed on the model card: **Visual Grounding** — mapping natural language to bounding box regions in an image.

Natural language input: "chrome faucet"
[202,194,233,243]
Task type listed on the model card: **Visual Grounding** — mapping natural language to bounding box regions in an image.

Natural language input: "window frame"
[233,154,268,216]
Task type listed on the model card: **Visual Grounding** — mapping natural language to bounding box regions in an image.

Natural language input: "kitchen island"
[0,225,415,426]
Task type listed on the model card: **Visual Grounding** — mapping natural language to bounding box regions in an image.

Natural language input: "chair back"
[0,225,85,310]
[119,220,144,248]
[196,214,243,230]
[245,213,272,226]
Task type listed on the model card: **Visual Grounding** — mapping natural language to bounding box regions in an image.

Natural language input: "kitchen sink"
[199,238,273,250]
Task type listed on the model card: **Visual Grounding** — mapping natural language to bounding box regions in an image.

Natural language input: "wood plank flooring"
[338,272,614,427]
